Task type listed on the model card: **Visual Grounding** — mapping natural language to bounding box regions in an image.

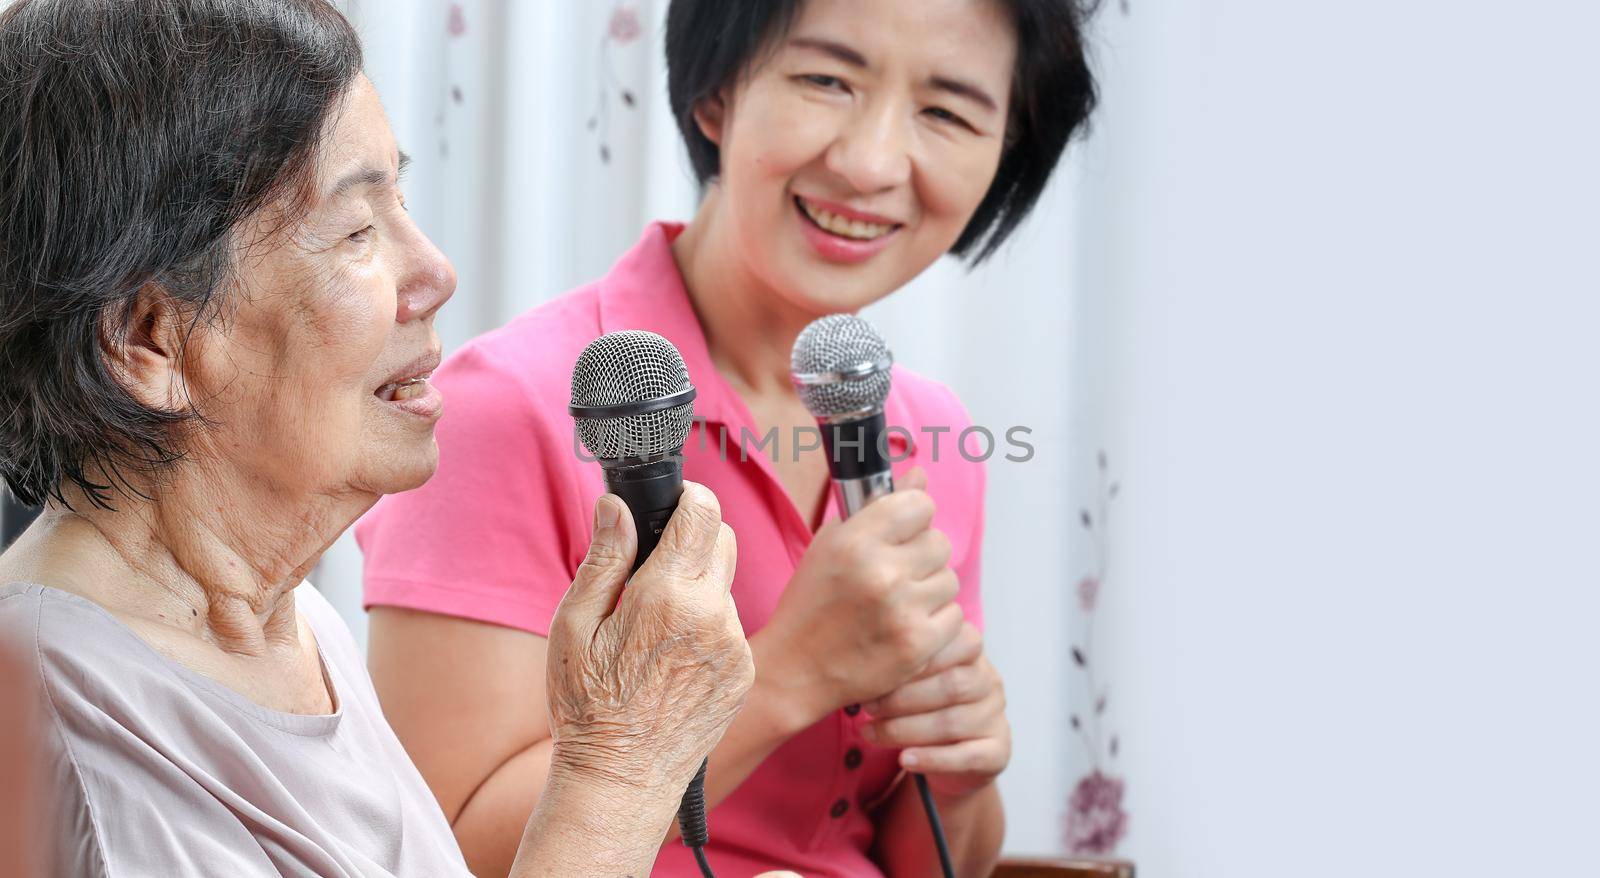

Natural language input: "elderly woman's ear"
[99,284,198,415]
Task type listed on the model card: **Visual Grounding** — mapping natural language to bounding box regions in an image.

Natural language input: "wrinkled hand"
[762,467,965,713]
[861,621,1011,798]
[545,483,754,800]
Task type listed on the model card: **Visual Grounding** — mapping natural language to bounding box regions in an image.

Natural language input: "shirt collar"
[595,221,913,459]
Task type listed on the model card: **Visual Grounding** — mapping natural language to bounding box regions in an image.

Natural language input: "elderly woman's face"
[182,76,456,500]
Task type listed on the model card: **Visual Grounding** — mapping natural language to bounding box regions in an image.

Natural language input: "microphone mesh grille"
[791,314,893,418]
[570,330,695,459]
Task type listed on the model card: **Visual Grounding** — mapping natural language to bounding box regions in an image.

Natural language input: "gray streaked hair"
[0,0,364,507]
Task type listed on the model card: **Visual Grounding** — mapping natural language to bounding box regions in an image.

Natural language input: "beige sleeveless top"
[0,581,471,877]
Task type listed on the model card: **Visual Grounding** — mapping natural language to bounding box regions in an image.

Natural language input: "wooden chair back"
[992,857,1136,878]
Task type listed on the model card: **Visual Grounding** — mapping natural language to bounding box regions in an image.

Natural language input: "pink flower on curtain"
[436,3,470,160]
[1077,575,1101,611]
[1064,451,1128,855]
[608,5,642,45]
[1063,771,1129,855]
[589,2,645,164]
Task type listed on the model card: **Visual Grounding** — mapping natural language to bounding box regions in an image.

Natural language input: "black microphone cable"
[682,754,951,878]
[914,773,956,878]
[680,758,714,877]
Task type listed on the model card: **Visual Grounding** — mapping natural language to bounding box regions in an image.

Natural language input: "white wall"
[1078,0,1600,874]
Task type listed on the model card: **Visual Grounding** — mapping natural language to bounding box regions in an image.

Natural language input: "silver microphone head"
[570,331,696,460]
[790,314,894,421]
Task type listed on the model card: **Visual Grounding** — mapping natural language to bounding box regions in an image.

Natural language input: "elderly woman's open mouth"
[376,351,444,416]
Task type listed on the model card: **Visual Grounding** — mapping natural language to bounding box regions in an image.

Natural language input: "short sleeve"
[943,388,987,634]
[890,375,987,635]
[356,343,592,636]
[949,454,986,634]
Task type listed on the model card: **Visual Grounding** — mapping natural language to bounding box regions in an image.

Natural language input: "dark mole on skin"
[192,609,198,616]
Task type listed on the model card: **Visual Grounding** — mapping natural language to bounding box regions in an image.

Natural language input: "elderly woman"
[0,1,761,875]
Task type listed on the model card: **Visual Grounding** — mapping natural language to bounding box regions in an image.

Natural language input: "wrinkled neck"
[41,461,369,656]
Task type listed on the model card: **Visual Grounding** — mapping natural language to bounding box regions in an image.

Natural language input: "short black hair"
[665,0,1099,264]
[0,0,363,508]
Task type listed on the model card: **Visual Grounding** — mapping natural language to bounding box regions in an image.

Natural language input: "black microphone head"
[570,331,696,460]
[790,314,894,421]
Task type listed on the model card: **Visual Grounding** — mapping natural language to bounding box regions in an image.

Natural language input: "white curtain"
[321,0,1092,857]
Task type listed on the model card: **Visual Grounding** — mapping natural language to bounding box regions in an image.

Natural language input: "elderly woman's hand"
[544,482,753,802]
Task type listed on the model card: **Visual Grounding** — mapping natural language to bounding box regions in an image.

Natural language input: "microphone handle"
[834,471,895,517]
[826,414,890,710]
[821,410,894,516]
[597,454,712,861]
[822,415,957,878]
[600,456,685,572]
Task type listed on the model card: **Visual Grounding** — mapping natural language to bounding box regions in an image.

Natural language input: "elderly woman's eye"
[348,224,375,243]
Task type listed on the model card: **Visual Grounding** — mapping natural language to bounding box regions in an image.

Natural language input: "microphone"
[790,314,957,878]
[570,330,698,568]
[789,314,895,517]
[568,330,716,876]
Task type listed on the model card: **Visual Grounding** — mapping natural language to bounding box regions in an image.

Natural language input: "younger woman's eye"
[800,73,847,91]
[925,106,971,129]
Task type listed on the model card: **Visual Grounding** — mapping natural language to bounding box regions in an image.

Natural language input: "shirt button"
[844,747,863,770]
[829,798,850,819]
[844,704,861,716]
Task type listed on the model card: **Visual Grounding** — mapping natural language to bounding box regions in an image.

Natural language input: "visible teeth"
[391,381,428,401]
[800,199,892,240]
[379,374,430,402]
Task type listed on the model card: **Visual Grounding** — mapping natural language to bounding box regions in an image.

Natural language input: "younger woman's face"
[702,0,1017,315]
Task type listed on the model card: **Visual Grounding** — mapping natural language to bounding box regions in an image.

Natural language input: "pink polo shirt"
[356,222,986,878]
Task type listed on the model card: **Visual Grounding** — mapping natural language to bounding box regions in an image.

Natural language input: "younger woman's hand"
[758,467,966,719]
[861,622,1011,798]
